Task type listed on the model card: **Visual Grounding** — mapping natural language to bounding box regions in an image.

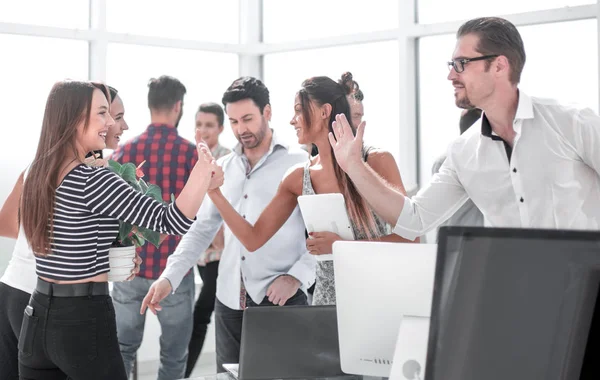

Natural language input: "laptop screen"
[237,305,344,380]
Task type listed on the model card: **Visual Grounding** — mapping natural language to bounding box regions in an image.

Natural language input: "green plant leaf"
[120,236,135,246]
[120,163,138,185]
[170,193,176,203]
[131,234,145,247]
[108,159,122,173]
[139,178,149,194]
[138,226,161,248]
[129,181,141,192]
[145,184,164,203]
[119,222,134,242]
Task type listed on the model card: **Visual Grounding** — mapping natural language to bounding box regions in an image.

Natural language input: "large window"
[264,41,401,164]
[0,0,89,29]
[106,0,239,43]
[0,34,89,181]
[106,44,239,152]
[417,0,594,24]
[0,34,88,272]
[418,19,598,188]
[263,0,399,43]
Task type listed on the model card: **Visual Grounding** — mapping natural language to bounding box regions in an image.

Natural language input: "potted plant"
[106,160,170,281]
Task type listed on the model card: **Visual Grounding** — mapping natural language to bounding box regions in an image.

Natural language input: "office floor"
[137,351,217,380]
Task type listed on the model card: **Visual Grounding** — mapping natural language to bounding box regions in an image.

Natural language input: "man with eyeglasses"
[328,16,600,239]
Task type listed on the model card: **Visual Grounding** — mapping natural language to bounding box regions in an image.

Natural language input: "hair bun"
[338,72,363,101]
[338,72,356,95]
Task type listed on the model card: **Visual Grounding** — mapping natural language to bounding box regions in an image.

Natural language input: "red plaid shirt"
[111,123,198,279]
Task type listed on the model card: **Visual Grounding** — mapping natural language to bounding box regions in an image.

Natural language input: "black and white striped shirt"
[35,164,195,281]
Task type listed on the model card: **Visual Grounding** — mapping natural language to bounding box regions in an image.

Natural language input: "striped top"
[35,164,195,281]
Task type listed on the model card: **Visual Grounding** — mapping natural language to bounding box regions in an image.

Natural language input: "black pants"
[0,282,31,380]
[185,261,219,377]
[18,288,127,380]
[214,289,308,373]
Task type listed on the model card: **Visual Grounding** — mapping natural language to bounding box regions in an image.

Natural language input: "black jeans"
[0,282,31,380]
[18,289,127,380]
[185,261,219,377]
[214,289,308,373]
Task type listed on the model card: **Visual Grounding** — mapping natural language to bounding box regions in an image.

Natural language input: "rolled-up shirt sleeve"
[393,153,469,240]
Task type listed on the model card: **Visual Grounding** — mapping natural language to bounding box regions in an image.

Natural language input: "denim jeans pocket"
[17,310,39,357]
[51,318,98,368]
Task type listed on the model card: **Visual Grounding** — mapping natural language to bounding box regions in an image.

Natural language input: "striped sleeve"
[83,168,195,235]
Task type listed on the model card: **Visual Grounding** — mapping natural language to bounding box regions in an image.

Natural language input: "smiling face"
[225,98,270,150]
[76,88,115,153]
[447,33,497,109]
[195,111,224,148]
[104,94,128,150]
[289,93,330,145]
[290,94,309,144]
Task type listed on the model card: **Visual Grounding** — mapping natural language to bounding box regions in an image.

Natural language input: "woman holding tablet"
[208,72,417,306]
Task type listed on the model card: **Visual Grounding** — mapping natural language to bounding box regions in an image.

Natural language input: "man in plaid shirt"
[111,75,198,380]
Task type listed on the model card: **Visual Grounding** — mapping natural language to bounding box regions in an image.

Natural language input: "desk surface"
[187,374,365,380]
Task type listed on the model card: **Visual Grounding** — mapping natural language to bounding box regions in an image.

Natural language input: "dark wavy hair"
[222,77,270,113]
[299,73,379,239]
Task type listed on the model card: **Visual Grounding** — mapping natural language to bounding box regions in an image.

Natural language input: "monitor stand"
[389,315,430,380]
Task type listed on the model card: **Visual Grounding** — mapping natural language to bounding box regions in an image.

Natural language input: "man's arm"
[266,249,316,306]
[572,108,600,175]
[160,195,222,291]
[344,162,406,225]
[286,250,317,290]
[329,114,469,240]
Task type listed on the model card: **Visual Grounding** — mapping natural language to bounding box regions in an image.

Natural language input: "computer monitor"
[426,226,600,380]
[333,241,437,377]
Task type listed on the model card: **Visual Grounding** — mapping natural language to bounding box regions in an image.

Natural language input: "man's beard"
[237,118,267,149]
[456,95,475,109]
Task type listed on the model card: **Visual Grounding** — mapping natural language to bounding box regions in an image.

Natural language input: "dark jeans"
[0,282,31,380]
[18,290,127,380]
[185,261,219,377]
[215,289,308,373]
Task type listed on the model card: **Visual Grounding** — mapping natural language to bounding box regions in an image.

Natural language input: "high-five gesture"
[197,141,217,171]
[328,114,366,174]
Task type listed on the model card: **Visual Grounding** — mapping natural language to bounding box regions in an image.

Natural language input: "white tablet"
[297,193,354,261]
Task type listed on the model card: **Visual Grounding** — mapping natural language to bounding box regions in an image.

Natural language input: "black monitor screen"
[426,227,600,380]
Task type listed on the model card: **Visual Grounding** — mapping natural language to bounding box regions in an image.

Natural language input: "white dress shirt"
[394,91,600,240]
[161,130,316,310]
[431,153,484,229]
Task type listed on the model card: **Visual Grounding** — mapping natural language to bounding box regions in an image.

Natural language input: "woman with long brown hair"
[18,80,217,379]
[208,72,417,306]
[0,85,134,380]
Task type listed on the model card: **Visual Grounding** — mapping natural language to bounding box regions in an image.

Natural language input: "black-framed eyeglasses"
[447,55,499,73]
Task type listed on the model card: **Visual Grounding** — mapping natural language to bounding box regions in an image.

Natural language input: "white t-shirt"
[1,166,37,294]
[0,225,36,294]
